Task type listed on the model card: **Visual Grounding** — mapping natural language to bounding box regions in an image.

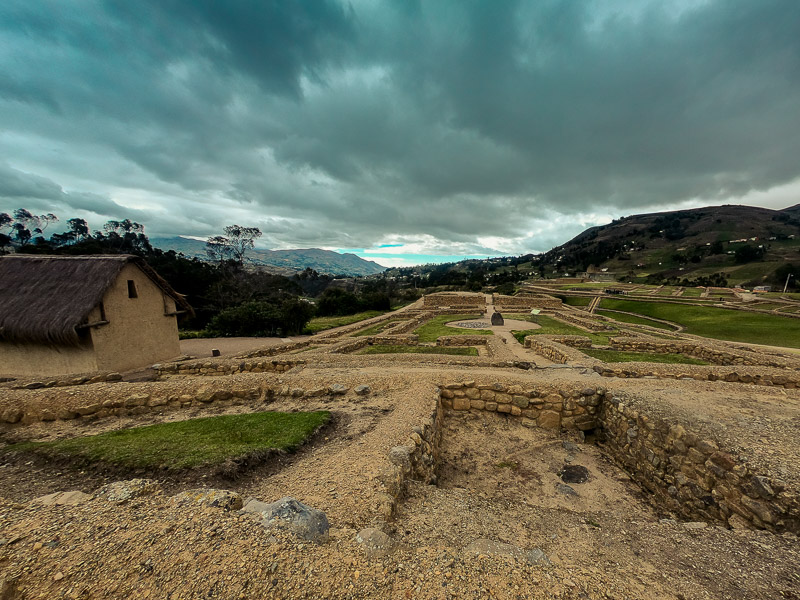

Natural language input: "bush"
[208,298,314,337]
[316,288,391,316]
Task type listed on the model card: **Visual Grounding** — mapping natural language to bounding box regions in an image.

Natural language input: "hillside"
[538,204,800,286]
[151,237,385,277]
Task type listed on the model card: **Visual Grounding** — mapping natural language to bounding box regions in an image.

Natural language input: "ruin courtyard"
[1,291,799,599]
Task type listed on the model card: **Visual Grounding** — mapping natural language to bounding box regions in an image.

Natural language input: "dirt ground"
[180,336,309,358]
[1,302,800,599]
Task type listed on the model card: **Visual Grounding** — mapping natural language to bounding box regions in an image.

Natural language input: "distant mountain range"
[150,236,385,276]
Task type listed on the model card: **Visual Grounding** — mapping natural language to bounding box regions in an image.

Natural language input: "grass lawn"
[356,344,478,356]
[511,315,615,345]
[599,299,800,348]
[414,314,492,342]
[595,309,675,330]
[3,411,330,470]
[562,296,592,307]
[581,348,709,365]
[353,319,404,337]
[305,311,386,334]
[681,288,705,297]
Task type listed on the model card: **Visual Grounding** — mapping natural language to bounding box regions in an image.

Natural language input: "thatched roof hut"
[0,255,192,346]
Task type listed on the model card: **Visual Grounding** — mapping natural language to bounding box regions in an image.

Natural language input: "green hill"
[538,204,800,286]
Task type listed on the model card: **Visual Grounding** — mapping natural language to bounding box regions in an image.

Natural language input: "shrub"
[208,298,313,337]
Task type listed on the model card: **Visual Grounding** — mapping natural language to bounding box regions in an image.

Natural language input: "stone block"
[453,398,471,411]
[497,403,512,414]
[538,410,561,429]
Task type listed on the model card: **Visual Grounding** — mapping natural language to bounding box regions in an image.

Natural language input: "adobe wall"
[0,339,97,378]
[91,263,181,372]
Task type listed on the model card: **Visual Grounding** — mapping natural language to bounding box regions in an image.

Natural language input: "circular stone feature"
[559,465,590,484]
[450,321,490,329]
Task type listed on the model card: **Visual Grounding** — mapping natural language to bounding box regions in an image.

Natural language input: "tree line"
[1,208,413,336]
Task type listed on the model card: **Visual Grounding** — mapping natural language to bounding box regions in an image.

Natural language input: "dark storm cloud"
[1,0,799,258]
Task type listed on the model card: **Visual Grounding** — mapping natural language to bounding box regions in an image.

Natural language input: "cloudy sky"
[1,0,799,267]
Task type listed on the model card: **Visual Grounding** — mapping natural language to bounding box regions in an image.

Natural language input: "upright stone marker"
[491,312,504,326]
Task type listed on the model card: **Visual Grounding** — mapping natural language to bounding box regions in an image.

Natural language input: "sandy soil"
[180,336,310,358]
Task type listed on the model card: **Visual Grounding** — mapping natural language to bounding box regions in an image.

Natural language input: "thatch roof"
[0,255,193,346]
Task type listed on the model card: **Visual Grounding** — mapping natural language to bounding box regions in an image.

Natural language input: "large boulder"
[242,497,329,543]
[355,528,396,558]
[491,312,504,326]
[94,479,162,504]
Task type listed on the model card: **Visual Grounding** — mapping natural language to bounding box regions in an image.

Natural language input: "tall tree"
[205,225,262,264]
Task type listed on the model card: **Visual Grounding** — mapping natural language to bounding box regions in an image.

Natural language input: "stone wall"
[370,335,419,346]
[439,380,600,431]
[436,336,491,347]
[0,381,359,425]
[436,381,799,533]
[2,371,123,391]
[329,339,371,354]
[551,311,613,332]
[236,340,312,359]
[607,338,793,368]
[599,396,799,534]
[376,391,443,520]
[493,295,562,310]
[385,312,434,335]
[422,293,486,309]
[523,336,590,364]
[156,358,303,377]
[593,364,800,389]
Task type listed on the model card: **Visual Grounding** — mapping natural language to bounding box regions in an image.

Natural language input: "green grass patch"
[414,314,492,343]
[4,411,330,470]
[495,461,519,470]
[581,349,709,365]
[680,287,705,297]
[562,296,592,307]
[352,319,404,337]
[595,310,675,330]
[599,299,800,348]
[305,311,386,334]
[510,315,615,345]
[356,344,478,356]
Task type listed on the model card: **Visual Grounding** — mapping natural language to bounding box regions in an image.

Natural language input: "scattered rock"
[0,576,19,600]
[329,384,348,395]
[170,489,243,511]
[354,385,371,396]
[388,446,412,470]
[242,497,329,543]
[94,479,162,504]
[683,522,708,530]
[556,483,579,497]
[355,528,395,558]
[559,465,590,484]
[463,539,550,566]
